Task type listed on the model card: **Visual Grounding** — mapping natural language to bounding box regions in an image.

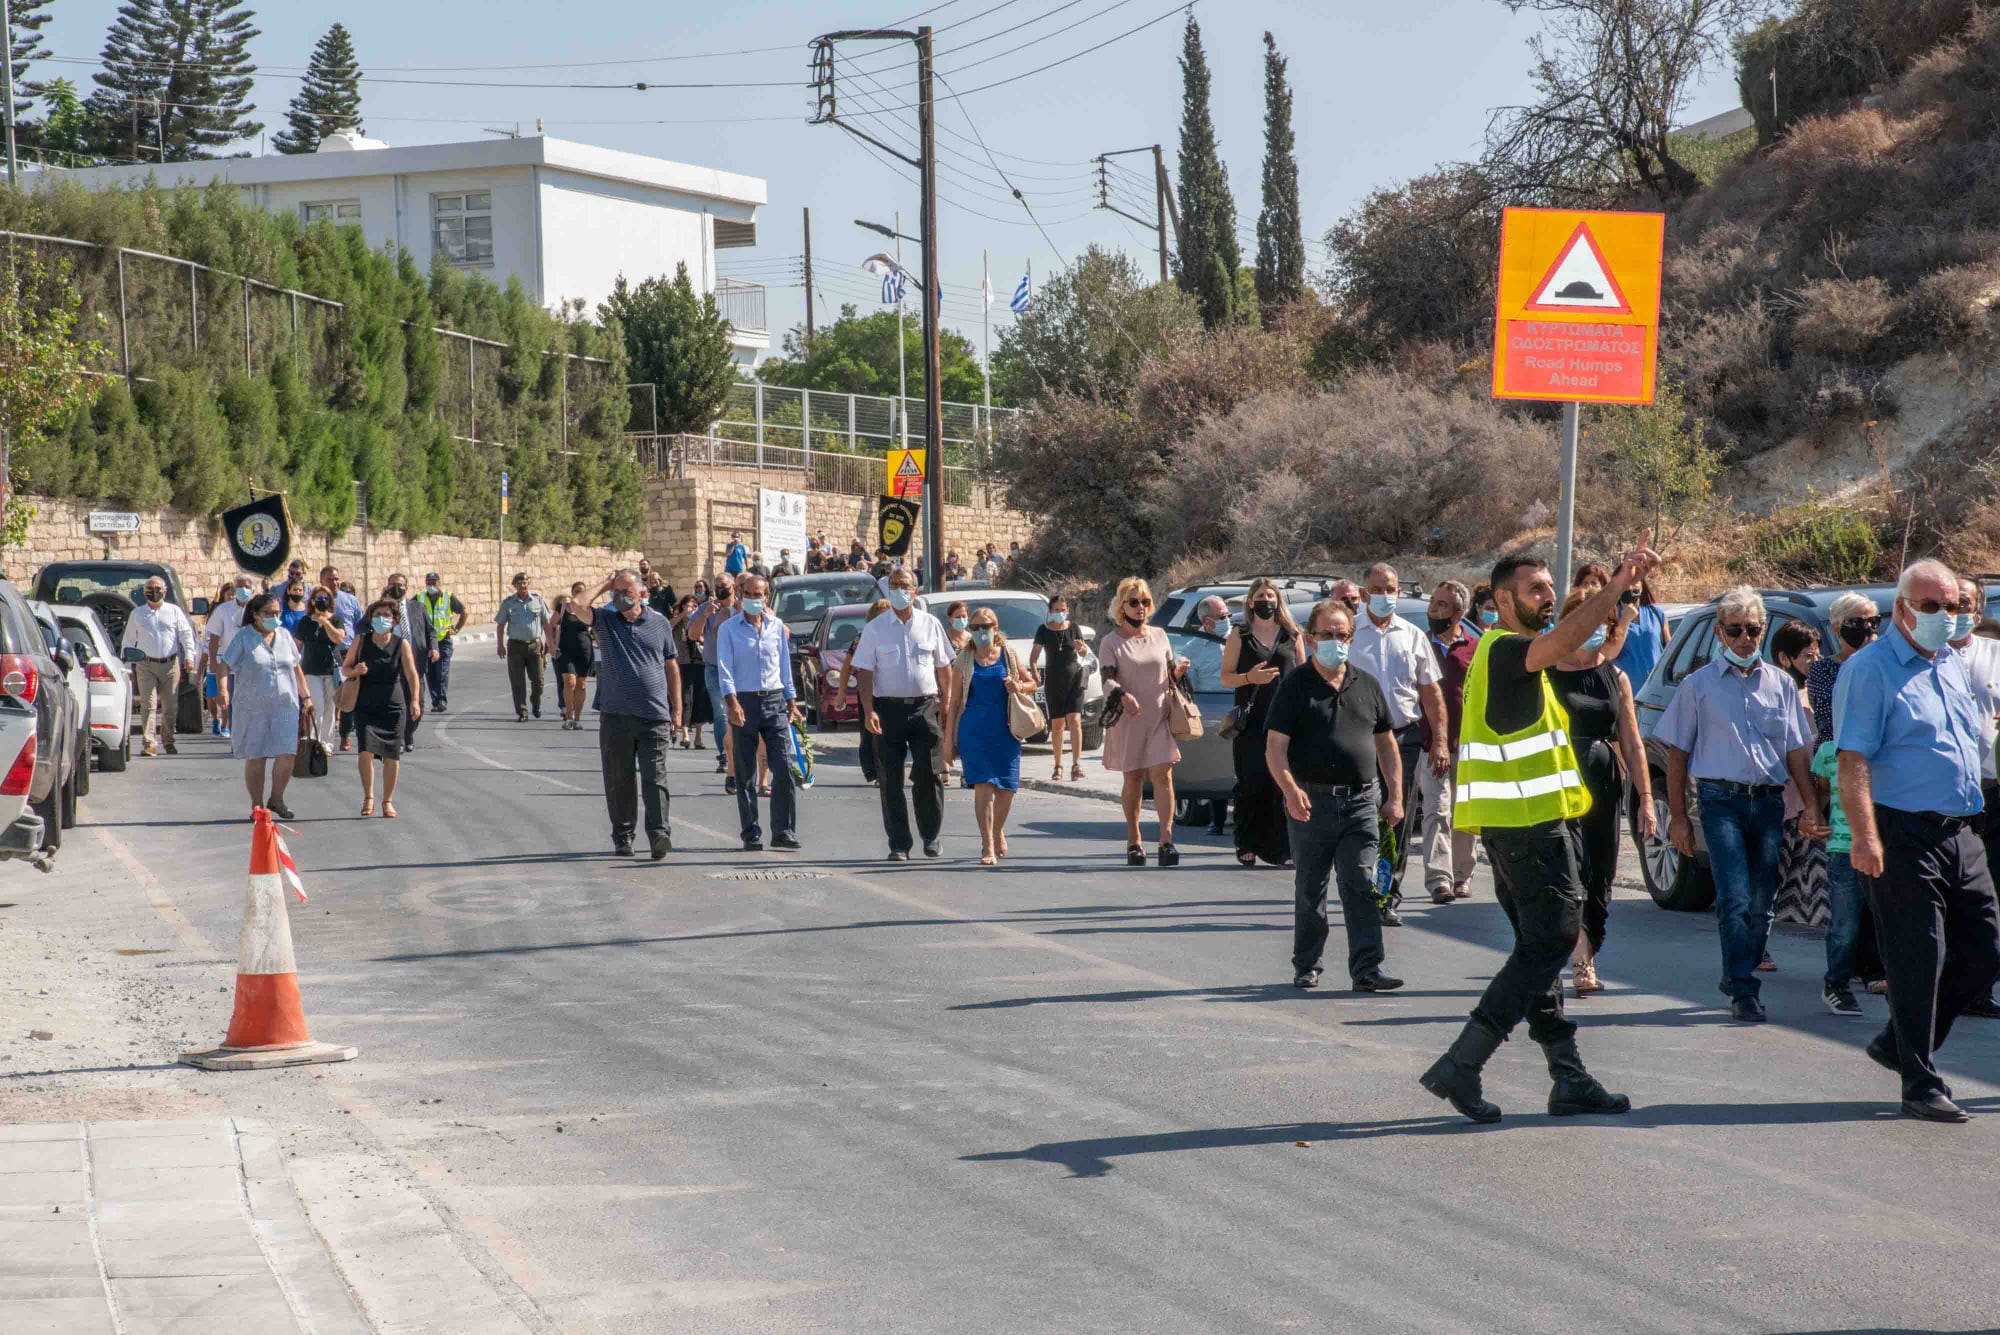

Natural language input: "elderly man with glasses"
[1659,585,1825,1023]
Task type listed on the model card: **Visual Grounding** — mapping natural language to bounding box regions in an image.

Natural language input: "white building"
[52,132,770,363]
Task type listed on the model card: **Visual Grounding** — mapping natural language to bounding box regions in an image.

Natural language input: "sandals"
[360,799,374,816]
[1126,844,1146,867]
[1052,765,1064,781]
[1158,843,1180,868]
[1236,851,1259,869]
[1572,958,1603,996]
[382,801,399,820]
[1071,765,1085,781]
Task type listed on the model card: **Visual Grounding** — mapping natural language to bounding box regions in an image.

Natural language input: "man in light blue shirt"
[723,531,749,577]
[1658,585,1822,1022]
[1835,559,2000,1122]
[715,574,801,851]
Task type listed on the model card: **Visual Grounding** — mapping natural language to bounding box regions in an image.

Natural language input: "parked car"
[798,601,874,729]
[28,600,91,806]
[771,570,884,686]
[1628,583,1997,912]
[915,590,1107,750]
[0,580,60,862]
[52,604,132,773]
[32,560,209,735]
[1157,628,1235,825]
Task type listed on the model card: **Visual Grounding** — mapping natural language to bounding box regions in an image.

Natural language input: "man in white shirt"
[1950,575,2000,1020]
[1349,561,1449,922]
[120,576,199,757]
[205,574,255,739]
[850,568,955,860]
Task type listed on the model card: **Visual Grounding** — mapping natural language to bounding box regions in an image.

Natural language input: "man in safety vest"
[1419,533,1659,1124]
[417,572,467,714]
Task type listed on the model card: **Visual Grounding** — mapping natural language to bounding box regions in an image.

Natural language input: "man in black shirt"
[1267,600,1405,992]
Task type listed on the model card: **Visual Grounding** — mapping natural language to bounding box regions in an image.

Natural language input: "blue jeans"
[730,690,796,842]
[704,665,729,756]
[1824,849,1864,992]
[1697,781,1785,1000]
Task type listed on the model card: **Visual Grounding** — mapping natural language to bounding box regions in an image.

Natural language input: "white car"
[915,590,1107,749]
[52,604,132,773]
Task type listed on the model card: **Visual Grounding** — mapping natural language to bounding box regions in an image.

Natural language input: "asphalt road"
[52,652,2000,1332]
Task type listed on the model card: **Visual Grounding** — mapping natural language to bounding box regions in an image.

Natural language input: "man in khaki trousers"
[119,576,199,757]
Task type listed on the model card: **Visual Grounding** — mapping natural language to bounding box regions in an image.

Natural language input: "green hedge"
[1,178,640,547]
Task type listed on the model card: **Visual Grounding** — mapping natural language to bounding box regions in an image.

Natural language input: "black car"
[0,578,81,860]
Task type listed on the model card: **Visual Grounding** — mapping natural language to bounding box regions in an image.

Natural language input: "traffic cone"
[180,808,356,1071]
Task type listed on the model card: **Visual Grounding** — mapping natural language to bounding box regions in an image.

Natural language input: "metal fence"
[633,433,1006,508]
[713,277,767,334]
[708,380,1015,454]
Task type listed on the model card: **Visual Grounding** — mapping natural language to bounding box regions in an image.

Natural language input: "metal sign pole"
[1555,401,1579,594]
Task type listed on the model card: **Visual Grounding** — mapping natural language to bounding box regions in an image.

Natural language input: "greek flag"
[1010,274,1031,313]
[881,267,907,306]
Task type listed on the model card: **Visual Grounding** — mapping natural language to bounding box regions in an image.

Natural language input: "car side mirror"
[54,648,74,673]
[72,642,94,663]
[1076,624,1097,644]
[191,597,211,615]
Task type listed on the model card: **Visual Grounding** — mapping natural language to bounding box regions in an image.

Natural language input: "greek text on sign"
[87,510,141,534]
[759,487,808,562]
[1493,208,1663,405]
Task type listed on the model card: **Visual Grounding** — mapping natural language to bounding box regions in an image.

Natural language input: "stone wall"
[638,464,1036,589]
[6,497,639,625]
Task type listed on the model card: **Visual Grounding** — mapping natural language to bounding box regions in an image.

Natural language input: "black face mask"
[1251,602,1277,621]
[1427,615,1454,638]
[1782,663,1809,687]
[144,589,164,603]
[1838,621,1875,650]
[388,587,406,599]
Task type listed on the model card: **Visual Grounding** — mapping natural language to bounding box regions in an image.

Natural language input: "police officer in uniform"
[1419,534,1660,1123]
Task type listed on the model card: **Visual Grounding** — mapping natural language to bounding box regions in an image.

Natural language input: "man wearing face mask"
[205,574,257,740]
[850,569,955,860]
[715,574,803,851]
[1349,562,1449,923]
[1267,600,1404,993]
[1658,585,1824,1024]
[1836,560,2000,1122]
[121,577,200,758]
[571,570,682,859]
[1420,581,1480,904]
[1196,596,1230,637]
[1946,576,2000,1021]
[1420,539,1659,1124]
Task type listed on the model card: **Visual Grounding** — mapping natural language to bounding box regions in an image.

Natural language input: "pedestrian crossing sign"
[1492,207,1663,405]
[887,448,925,499]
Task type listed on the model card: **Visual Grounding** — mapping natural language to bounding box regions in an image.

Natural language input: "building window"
[432,191,493,267]
[301,199,361,225]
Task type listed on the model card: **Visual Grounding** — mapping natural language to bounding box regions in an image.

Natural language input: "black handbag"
[295,719,328,779]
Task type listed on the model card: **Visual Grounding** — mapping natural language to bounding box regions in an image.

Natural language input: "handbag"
[335,676,361,713]
[1003,647,1047,741]
[1217,706,1244,740]
[1167,675,1204,740]
[295,715,328,779]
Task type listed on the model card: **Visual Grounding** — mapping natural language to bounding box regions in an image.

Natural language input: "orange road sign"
[1492,207,1664,404]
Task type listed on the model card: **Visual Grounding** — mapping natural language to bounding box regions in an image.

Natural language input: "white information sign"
[87,511,141,534]
[758,487,808,567]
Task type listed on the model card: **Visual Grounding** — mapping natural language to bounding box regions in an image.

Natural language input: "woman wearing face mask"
[1570,562,1633,662]
[203,579,239,735]
[279,583,311,634]
[1099,576,1191,866]
[1219,578,1300,868]
[671,594,699,747]
[1806,594,1885,1003]
[217,592,311,820]
[944,609,1038,864]
[552,581,596,731]
[1029,594,1089,782]
[943,601,973,656]
[295,590,350,752]
[1547,588,1655,996]
[1471,585,1499,633]
[1770,618,1827,976]
[341,598,421,818]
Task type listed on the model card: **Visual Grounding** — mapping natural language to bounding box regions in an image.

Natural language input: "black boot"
[1420,1020,1504,1123]
[1542,1035,1631,1116]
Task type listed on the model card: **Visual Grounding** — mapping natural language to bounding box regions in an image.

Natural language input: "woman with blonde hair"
[1099,576,1191,866]
[945,607,1038,864]
[1220,577,1301,867]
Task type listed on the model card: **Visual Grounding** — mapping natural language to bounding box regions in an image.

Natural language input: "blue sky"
[35,1,1746,358]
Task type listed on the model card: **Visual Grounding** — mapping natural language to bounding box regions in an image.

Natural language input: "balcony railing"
[714,277,766,335]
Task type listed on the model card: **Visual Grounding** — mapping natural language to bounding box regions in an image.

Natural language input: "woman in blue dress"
[218,591,310,821]
[945,608,1037,865]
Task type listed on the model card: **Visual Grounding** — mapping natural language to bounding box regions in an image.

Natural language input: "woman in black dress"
[1547,588,1656,996]
[1028,593,1089,781]
[1219,578,1300,867]
[340,598,421,818]
[551,582,596,731]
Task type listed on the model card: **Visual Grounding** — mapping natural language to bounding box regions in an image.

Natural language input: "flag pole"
[981,249,991,435]
[896,209,908,452]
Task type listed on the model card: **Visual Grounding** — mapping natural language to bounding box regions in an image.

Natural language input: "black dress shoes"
[1353,969,1405,992]
[1730,996,1767,1023]
[1293,968,1322,990]
[1902,1091,1970,1123]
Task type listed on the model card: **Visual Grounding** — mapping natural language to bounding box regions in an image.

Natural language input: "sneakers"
[1730,996,1768,1023]
[210,719,221,736]
[218,726,231,739]
[141,742,158,758]
[1757,949,1777,971]
[1824,985,1862,1016]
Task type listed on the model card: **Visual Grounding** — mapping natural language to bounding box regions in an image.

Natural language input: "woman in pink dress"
[1099,576,1190,867]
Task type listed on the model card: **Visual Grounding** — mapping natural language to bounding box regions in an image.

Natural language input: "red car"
[798,602,877,729]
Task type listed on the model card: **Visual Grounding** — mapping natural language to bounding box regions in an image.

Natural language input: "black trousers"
[1379,722,1424,895]
[507,640,545,715]
[599,711,671,841]
[1231,729,1287,865]
[874,695,944,853]
[1288,788,1381,980]
[1573,738,1622,955]
[1470,820,1583,1046]
[1861,806,2000,1100]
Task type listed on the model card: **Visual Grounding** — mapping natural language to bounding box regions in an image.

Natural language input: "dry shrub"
[1134,324,1313,441]
[1899,263,2000,343]
[1792,276,1900,356]
[1158,375,1556,572]
[1666,298,1776,420]
[1666,223,1766,312]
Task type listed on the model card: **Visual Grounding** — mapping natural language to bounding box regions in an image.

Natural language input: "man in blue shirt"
[571,570,681,860]
[715,574,802,852]
[1658,585,1823,1023]
[1836,559,2000,1123]
[723,531,750,577]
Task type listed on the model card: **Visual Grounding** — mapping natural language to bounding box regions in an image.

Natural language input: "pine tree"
[86,0,262,163]
[1253,31,1305,326]
[7,0,54,98]
[599,265,737,436]
[1174,15,1241,330]
[273,22,360,154]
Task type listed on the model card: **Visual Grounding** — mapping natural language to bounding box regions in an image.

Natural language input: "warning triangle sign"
[1524,222,1633,314]
[894,453,923,477]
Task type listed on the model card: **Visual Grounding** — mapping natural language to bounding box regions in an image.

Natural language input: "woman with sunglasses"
[1219,577,1301,868]
[1099,576,1191,866]
[1806,592,1888,1007]
[1547,588,1654,996]
[944,608,1037,864]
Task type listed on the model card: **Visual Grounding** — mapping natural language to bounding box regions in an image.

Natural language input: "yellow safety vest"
[422,589,455,640]
[1455,628,1591,834]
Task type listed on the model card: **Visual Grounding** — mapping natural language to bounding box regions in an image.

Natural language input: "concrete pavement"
[6,652,2000,1332]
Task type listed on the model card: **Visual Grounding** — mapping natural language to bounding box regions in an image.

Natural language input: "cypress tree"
[87,0,262,163]
[1253,31,1305,326]
[1174,14,1241,330]
[273,22,361,154]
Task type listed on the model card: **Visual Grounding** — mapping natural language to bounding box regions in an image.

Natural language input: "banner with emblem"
[878,495,919,558]
[219,492,294,578]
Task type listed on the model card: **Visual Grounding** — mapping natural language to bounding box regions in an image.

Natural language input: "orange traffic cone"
[180,808,357,1071]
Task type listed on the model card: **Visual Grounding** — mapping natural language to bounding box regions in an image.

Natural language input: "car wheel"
[58,765,77,829]
[74,733,90,796]
[1633,774,1712,911]
[33,784,60,851]
[1175,796,1212,827]
[99,737,129,773]
[1082,723,1104,751]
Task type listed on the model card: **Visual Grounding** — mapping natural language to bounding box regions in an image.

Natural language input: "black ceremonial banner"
[878,495,919,558]
[219,493,294,578]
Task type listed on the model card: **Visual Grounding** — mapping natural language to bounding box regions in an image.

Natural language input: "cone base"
[179,1040,358,1072]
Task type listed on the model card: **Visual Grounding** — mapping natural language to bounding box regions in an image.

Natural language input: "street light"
[855,217,923,245]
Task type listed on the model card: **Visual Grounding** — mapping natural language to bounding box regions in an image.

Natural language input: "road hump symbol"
[1524,222,1633,314]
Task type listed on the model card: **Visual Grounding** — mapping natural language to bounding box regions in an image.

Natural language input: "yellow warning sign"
[886,448,926,499]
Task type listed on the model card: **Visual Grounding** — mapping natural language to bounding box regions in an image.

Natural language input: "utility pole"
[802,206,816,348]
[895,209,907,452]
[1094,144,1173,283]
[981,248,991,433]
[1,0,17,189]
[1152,145,1172,281]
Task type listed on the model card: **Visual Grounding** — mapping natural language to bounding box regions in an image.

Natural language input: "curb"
[1018,774,1124,804]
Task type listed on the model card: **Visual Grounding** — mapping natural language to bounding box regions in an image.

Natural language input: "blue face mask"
[888,589,913,611]
[1910,607,1954,653]
[1313,638,1350,669]
[1720,645,1760,670]
[1952,612,1977,642]
[1048,613,1068,627]
[371,615,393,634]
[971,629,993,648]
[1367,594,1395,619]
[741,597,765,617]
[1581,627,1608,653]
[259,615,280,632]
[1478,609,1499,627]
[950,617,968,630]
[234,586,252,604]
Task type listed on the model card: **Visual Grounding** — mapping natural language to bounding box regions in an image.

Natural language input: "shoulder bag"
[295,712,328,779]
[1003,646,1048,741]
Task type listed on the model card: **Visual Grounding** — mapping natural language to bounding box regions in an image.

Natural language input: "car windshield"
[824,612,870,652]
[776,577,878,626]
[45,568,157,604]
[980,601,1048,645]
[1167,631,1226,692]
